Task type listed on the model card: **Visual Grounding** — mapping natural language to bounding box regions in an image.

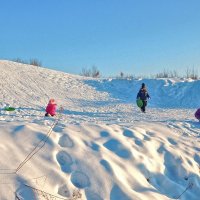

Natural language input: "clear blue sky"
[1,0,200,76]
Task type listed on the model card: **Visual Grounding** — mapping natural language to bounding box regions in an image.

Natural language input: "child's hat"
[49,99,56,104]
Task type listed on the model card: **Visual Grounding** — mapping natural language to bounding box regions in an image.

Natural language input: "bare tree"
[12,58,42,67]
[80,66,101,78]
[156,69,179,78]
[120,72,124,78]
[30,58,42,67]
[91,65,100,78]
[186,67,198,79]
[80,67,91,77]
[13,58,27,64]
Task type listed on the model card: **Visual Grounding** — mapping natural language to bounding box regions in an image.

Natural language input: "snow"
[0,60,200,200]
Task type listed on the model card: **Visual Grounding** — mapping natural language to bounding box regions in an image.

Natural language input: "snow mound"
[0,60,200,200]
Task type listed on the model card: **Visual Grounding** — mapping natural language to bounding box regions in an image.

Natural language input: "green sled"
[136,99,143,108]
[4,107,16,111]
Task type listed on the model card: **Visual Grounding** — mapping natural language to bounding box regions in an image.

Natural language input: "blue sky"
[0,0,200,76]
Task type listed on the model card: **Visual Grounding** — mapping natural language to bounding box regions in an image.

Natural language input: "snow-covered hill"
[0,60,200,200]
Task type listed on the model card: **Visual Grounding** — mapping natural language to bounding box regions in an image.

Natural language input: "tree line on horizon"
[13,58,42,67]
[81,66,199,80]
[12,58,199,80]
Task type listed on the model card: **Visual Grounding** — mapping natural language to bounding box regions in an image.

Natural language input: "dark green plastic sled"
[4,107,16,111]
[136,99,143,108]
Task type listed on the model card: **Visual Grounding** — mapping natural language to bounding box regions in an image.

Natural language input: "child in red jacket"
[45,99,57,117]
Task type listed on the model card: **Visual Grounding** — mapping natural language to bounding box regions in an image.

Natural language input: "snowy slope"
[0,60,200,200]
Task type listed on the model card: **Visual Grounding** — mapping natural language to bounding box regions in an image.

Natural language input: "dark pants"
[45,112,55,117]
[141,100,147,112]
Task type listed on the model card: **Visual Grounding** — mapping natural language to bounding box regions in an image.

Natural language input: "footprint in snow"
[123,129,144,146]
[157,143,166,154]
[37,132,53,146]
[57,184,70,197]
[123,129,135,138]
[58,134,74,148]
[134,139,144,147]
[70,171,90,188]
[194,153,200,165]
[56,151,73,173]
[167,137,178,145]
[100,131,110,137]
[54,126,64,133]
[143,135,151,141]
[146,131,155,137]
[84,141,100,152]
[103,139,132,159]
[12,125,25,136]
[100,159,113,175]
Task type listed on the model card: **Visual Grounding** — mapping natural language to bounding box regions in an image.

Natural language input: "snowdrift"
[0,60,200,200]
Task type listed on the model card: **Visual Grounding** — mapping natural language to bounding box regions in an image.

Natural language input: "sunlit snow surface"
[0,60,199,200]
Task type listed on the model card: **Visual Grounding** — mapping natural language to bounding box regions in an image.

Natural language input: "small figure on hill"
[194,108,200,122]
[45,99,57,117]
[137,83,150,113]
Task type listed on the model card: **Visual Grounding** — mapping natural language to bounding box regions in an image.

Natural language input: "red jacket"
[46,103,57,115]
